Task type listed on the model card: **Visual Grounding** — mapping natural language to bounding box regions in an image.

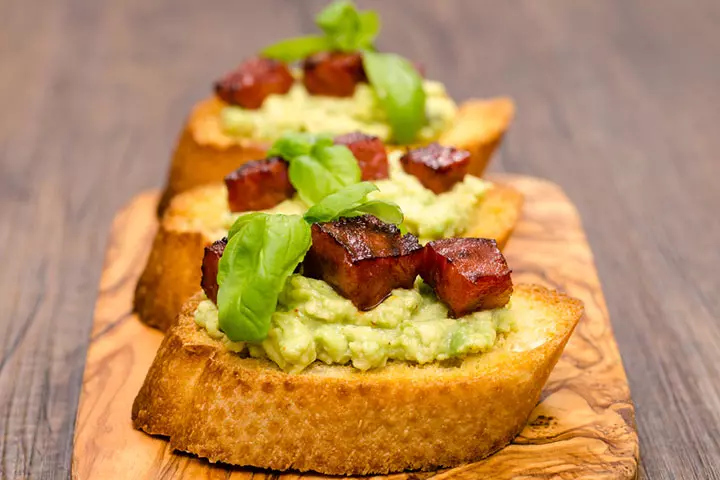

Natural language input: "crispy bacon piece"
[400,143,471,194]
[334,132,389,180]
[201,238,228,305]
[420,238,512,317]
[303,215,423,310]
[224,157,295,213]
[302,51,366,97]
[214,57,294,109]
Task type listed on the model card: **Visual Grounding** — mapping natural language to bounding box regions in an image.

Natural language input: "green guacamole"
[223,152,488,243]
[372,152,488,243]
[195,275,514,373]
[221,81,457,144]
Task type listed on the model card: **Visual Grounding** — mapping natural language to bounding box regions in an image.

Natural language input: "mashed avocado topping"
[223,151,488,243]
[372,152,488,243]
[221,81,457,144]
[195,275,514,373]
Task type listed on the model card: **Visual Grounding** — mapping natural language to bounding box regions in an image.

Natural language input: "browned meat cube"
[214,57,294,109]
[201,238,227,304]
[420,238,512,317]
[400,143,471,194]
[302,51,366,97]
[224,157,295,213]
[303,215,423,310]
[334,132,389,180]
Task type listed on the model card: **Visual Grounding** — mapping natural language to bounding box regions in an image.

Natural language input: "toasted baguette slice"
[134,182,524,332]
[132,284,583,475]
[157,96,515,214]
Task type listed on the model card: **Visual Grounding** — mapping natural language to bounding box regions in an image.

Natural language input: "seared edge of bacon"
[334,132,389,180]
[225,157,295,213]
[400,143,471,194]
[214,57,294,109]
[201,238,228,304]
[420,238,512,317]
[302,52,366,98]
[303,215,423,310]
[200,225,512,318]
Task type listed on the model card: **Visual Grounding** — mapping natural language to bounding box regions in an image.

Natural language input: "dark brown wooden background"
[1,0,718,478]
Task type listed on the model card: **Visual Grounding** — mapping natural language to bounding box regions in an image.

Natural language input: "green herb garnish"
[303,182,403,225]
[261,1,426,144]
[261,36,333,63]
[217,183,403,342]
[263,1,378,56]
[362,51,426,145]
[217,213,312,342]
[268,132,361,205]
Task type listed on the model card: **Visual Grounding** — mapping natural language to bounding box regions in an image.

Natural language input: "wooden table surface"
[1,1,718,478]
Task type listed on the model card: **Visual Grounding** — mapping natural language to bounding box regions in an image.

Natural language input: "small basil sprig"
[261,1,426,144]
[261,36,333,63]
[267,132,361,205]
[263,1,378,58]
[362,52,426,144]
[303,182,403,225]
[217,182,402,342]
[217,213,312,342]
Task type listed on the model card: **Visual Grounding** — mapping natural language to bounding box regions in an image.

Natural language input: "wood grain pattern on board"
[72,175,639,480]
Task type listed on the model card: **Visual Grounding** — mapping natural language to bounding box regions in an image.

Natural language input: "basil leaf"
[315,1,379,52]
[362,51,427,144]
[267,132,335,160]
[311,134,335,152]
[346,199,403,225]
[265,132,362,205]
[303,182,404,226]
[316,0,359,51]
[217,214,311,342]
[316,0,355,31]
[261,35,332,62]
[303,182,378,223]
[267,132,328,160]
[227,212,264,241]
[356,11,380,49]
[288,146,361,205]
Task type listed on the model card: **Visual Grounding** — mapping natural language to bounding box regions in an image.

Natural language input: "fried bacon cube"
[224,157,295,213]
[201,238,228,305]
[214,57,294,109]
[400,143,471,194]
[334,132,389,180]
[303,215,423,310]
[420,238,512,317]
[302,51,366,97]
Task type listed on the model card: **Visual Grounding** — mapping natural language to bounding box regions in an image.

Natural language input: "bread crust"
[134,181,524,332]
[132,284,582,475]
[157,96,515,215]
[157,98,269,214]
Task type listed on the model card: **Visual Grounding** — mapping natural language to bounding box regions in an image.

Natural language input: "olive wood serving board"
[72,175,639,479]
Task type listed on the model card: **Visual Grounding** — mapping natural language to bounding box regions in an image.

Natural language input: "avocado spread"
[221,81,457,144]
[372,152,488,243]
[195,275,514,373]
[223,152,488,243]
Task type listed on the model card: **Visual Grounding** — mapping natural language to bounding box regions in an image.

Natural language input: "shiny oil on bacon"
[302,51,366,97]
[224,157,295,213]
[420,238,512,317]
[303,215,423,310]
[201,238,228,305]
[400,143,471,194]
[214,57,294,109]
[334,132,389,180]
